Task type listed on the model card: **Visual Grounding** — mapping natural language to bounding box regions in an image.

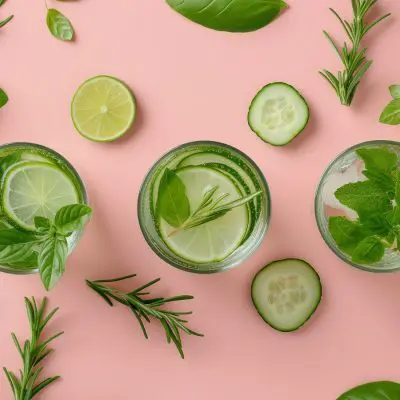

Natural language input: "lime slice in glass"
[71,75,136,142]
[2,161,80,231]
[158,166,249,263]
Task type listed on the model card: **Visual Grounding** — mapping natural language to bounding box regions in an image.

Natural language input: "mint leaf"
[157,168,190,228]
[55,204,92,234]
[34,216,51,230]
[38,236,68,291]
[46,9,74,41]
[380,99,400,125]
[356,147,397,174]
[352,236,385,265]
[0,88,8,108]
[389,84,400,99]
[329,217,367,254]
[334,180,392,217]
[359,214,392,238]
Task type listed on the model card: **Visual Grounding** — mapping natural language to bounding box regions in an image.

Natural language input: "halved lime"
[2,161,80,231]
[71,75,136,142]
[158,166,249,263]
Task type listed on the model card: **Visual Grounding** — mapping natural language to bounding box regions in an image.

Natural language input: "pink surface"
[2,0,400,398]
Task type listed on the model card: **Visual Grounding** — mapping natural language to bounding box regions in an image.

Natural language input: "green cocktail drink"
[138,141,270,273]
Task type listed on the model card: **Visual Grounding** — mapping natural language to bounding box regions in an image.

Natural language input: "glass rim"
[0,142,89,275]
[315,139,400,273]
[137,140,271,274]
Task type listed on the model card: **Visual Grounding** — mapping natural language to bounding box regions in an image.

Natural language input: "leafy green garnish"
[46,8,74,41]
[86,274,203,358]
[0,88,8,108]
[3,297,63,400]
[389,85,400,99]
[337,381,400,400]
[329,146,400,265]
[380,98,400,125]
[166,0,287,33]
[0,204,92,290]
[156,168,261,235]
[320,0,391,106]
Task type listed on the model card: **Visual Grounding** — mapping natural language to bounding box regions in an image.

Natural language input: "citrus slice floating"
[71,75,136,142]
[2,161,80,231]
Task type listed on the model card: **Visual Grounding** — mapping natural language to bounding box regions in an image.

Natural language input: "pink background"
[1,0,400,398]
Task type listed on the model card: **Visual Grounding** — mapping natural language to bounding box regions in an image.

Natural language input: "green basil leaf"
[0,15,13,29]
[389,85,400,99]
[337,381,400,400]
[379,99,400,125]
[0,88,8,108]
[335,180,392,217]
[351,236,385,265]
[34,216,51,230]
[156,168,190,228]
[329,217,368,255]
[46,9,74,41]
[0,229,37,245]
[55,204,92,234]
[0,242,38,266]
[38,236,68,291]
[166,0,287,32]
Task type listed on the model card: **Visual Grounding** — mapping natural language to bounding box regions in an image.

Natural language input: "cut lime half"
[71,75,136,142]
[2,161,80,231]
[158,166,249,263]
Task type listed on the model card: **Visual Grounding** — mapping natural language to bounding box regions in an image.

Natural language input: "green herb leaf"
[0,242,38,266]
[0,229,37,245]
[166,0,287,33]
[46,9,74,41]
[157,168,190,228]
[34,216,51,230]
[357,147,397,174]
[0,15,13,28]
[379,99,400,125]
[328,217,367,254]
[55,204,92,234]
[351,236,385,265]
[337,381,400,400]
[38,236,68,291]
[334,180,392,217]
[0,88,8,108]
[389,85,400,99]
[0,153,21,177]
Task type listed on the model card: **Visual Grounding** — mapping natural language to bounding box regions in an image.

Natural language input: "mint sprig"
[329,147,400,265]
[0,204,92,290]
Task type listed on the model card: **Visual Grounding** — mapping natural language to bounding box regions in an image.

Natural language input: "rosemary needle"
[86,274,203,358]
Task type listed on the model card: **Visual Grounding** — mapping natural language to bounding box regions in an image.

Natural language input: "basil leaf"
[379,99,400,125]
[0,88,8,108]
[389,84,400,99]
[38,236,68,291]
[0,15,13,29]
[337,381,400,400]
[55,204,92,234]
[156,168,190,228]
[166,0,287,33]
[34,216,51,230]
[329,217,368,255]
[352,236,385,265]
[0,242,38,266]
[0,229,37,245]
[46,9,74,41]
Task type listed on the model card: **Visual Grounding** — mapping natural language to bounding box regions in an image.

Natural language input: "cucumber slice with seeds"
[251,259,322,332]
[248,83,309,146]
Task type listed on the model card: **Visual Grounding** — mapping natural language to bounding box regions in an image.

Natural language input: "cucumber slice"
[248,83,309,146]
[251,259,322,332]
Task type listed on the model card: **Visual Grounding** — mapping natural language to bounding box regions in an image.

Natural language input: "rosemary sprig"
[3,297,63,400]
[86,274,203,358]
[320,0,390,106]
[168,186,261,237]
[0,0,13,28]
